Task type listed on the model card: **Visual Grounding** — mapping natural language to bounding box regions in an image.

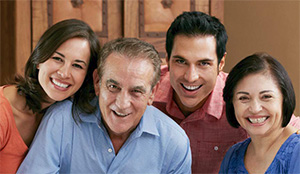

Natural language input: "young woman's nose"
[57,64,71,78]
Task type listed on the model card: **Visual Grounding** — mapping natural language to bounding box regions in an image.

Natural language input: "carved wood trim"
[138,0,196,38]
[47,0,108,37]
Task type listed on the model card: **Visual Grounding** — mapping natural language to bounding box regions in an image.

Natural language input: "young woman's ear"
[93,69,100,96]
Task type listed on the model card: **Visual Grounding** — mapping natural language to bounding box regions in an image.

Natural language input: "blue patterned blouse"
[219,133,300,173]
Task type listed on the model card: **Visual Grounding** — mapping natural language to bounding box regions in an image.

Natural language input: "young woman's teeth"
[182,84,201,91]
[52,79,69,88]
[248,117,267,124]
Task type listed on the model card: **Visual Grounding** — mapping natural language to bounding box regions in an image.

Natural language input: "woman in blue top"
[220,52,300,173]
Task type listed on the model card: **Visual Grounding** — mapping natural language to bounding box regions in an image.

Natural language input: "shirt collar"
[135,106,160,137]
[79,97,101,123]
[204,71,227,119]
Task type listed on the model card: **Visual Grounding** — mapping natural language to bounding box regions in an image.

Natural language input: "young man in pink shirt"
[153,11,300,173]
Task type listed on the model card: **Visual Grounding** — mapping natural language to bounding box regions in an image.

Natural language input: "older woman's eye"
[239,96,249,101]
[262,95,272,100]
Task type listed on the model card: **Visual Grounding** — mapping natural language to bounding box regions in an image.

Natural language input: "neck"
[174,92,208,117]
[109,132,130,155]
[249,125,296,155]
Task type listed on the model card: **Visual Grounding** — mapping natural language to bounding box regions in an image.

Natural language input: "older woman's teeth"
[249,117,267,124]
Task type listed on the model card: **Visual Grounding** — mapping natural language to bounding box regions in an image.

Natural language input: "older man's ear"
[147,83,159,105]
[93,69,100,96]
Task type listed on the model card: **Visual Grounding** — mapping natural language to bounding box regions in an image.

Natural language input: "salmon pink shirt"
[0,86,28,173]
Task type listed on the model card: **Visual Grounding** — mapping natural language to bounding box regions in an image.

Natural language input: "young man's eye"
[175,59,186,64]
[199,61,209,66]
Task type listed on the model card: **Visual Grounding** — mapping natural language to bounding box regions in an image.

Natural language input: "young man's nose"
[184,65,199,82]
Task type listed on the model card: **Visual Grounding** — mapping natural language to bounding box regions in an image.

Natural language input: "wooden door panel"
[49,0,107,37]
[125,0,211,64]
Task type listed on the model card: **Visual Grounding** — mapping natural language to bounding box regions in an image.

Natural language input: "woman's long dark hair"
[14,19,100,121]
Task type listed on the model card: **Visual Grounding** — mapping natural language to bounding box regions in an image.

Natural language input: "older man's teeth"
[52,79,69,88]
[114,111,129,117]
[182,84,201,91]
[248,117,267,124]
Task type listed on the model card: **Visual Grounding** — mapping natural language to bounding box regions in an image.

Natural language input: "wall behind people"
[224,1,300,116]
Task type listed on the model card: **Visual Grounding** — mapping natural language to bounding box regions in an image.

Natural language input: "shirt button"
[214,146,219,151]
[108,148,113,153]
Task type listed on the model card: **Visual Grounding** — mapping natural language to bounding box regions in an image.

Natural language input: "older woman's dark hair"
[223,52,295,128]
[14,19,100,121]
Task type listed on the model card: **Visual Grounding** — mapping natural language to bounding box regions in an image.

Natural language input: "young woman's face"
[38,37,90,103]
[232,72,283,137]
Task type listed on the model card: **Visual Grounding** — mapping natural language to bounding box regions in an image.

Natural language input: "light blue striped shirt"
[17,98,191,174]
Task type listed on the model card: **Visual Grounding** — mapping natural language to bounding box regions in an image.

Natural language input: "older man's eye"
[107,84,119,92]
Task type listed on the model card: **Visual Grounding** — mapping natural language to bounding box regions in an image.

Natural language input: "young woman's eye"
[73,64,83,69]
[52,57,63,62]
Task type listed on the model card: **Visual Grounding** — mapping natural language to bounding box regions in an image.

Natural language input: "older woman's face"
[232,72,283,137]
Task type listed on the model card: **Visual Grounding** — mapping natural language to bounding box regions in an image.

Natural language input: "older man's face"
[97,53,156,138]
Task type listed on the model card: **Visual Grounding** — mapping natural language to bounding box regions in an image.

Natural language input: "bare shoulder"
[3,85,28,113]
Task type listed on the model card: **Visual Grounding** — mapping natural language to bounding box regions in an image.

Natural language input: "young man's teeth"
[114,111,129,117]
[182,84,201,90]
[249,117,267,124]
[52,79,68,88]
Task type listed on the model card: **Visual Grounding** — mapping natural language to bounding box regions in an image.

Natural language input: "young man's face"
[167,35,225,115]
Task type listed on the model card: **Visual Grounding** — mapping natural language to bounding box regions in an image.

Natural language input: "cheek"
[233,102,243,117]
[74,71,88,84]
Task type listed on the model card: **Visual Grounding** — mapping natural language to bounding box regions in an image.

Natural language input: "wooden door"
[124,0,224,63]
[0,0,223,85]
[32,0,123,48]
